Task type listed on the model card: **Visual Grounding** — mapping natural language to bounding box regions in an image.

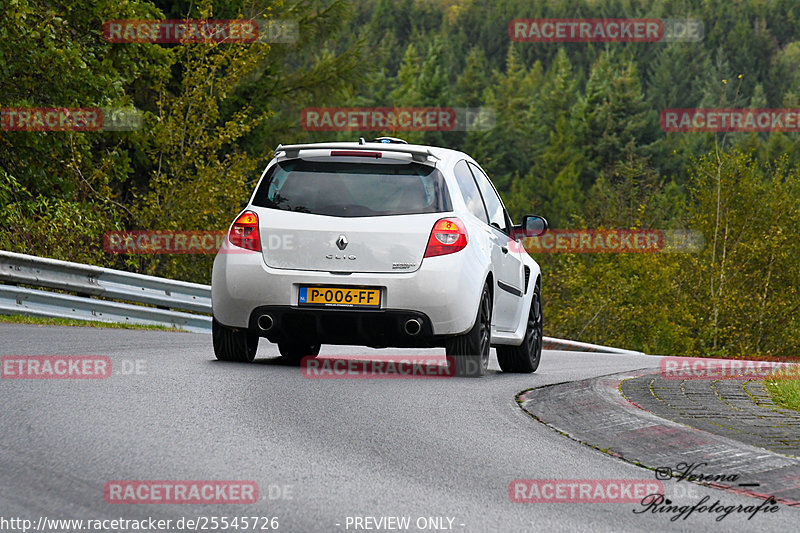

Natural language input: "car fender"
[492,252,540,345]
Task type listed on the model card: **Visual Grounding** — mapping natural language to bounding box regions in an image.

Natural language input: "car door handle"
[501,246,508,254]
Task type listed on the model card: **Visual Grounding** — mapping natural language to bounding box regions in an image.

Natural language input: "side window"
[453,160,488,223]
[468,162,509,233]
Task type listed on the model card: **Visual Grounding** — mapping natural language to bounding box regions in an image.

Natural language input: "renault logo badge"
[336,235,348,250]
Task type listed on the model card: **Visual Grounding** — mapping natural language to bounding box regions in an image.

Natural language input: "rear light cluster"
[424,217,468,258]
[228,211,261,251]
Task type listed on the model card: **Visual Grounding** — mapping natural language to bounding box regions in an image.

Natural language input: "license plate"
[298,286,381,308]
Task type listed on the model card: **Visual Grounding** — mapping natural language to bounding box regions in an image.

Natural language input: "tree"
[572,51,656,187]
[0,0,169,264]
[466,44,542,191]
[455,47,489,108]
[681,152,800,358]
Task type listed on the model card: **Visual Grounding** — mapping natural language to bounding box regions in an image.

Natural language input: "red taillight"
[424,217,468,258]
[228,211,261,251]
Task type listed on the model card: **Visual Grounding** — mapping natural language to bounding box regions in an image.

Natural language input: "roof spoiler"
[274,142,440,163]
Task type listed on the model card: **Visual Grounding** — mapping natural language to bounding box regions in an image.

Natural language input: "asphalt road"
[1,323,797,532]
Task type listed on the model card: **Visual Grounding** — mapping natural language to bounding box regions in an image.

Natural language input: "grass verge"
[0,313,183,332]
[765,373,800,412]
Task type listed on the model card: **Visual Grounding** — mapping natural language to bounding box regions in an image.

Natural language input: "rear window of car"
[252,159,452,217]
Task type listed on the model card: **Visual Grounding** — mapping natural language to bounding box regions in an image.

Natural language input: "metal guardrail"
[542,337,645,356]
[0,250,646,354]
[0,251,211,333]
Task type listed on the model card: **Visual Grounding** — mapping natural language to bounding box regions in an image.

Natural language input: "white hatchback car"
[211,139,547,376]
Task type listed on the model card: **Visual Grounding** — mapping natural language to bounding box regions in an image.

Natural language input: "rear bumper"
[245,305,439,348]
[211,246,486,338]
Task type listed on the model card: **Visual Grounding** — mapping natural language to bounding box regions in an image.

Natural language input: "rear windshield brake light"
[330,150,382,158]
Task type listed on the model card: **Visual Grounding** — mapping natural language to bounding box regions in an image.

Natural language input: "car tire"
[497,282,542,373]
[445,282,492,377]
[213,317,258,362]
[278,341,321,364]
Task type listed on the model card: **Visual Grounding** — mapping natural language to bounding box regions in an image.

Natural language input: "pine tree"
[573,51,656,187]
[391,43,422,105]
[456,47,490,108]
[466,45,542,191]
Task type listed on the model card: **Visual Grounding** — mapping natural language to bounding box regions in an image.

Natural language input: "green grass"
[765,374,800,412]
[0,313,184,332]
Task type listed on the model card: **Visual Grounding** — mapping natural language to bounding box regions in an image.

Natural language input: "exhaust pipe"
[257,314,274,332]
[404,318,422,336]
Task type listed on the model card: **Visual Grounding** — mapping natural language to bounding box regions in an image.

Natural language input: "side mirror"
[518,215,548,237]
